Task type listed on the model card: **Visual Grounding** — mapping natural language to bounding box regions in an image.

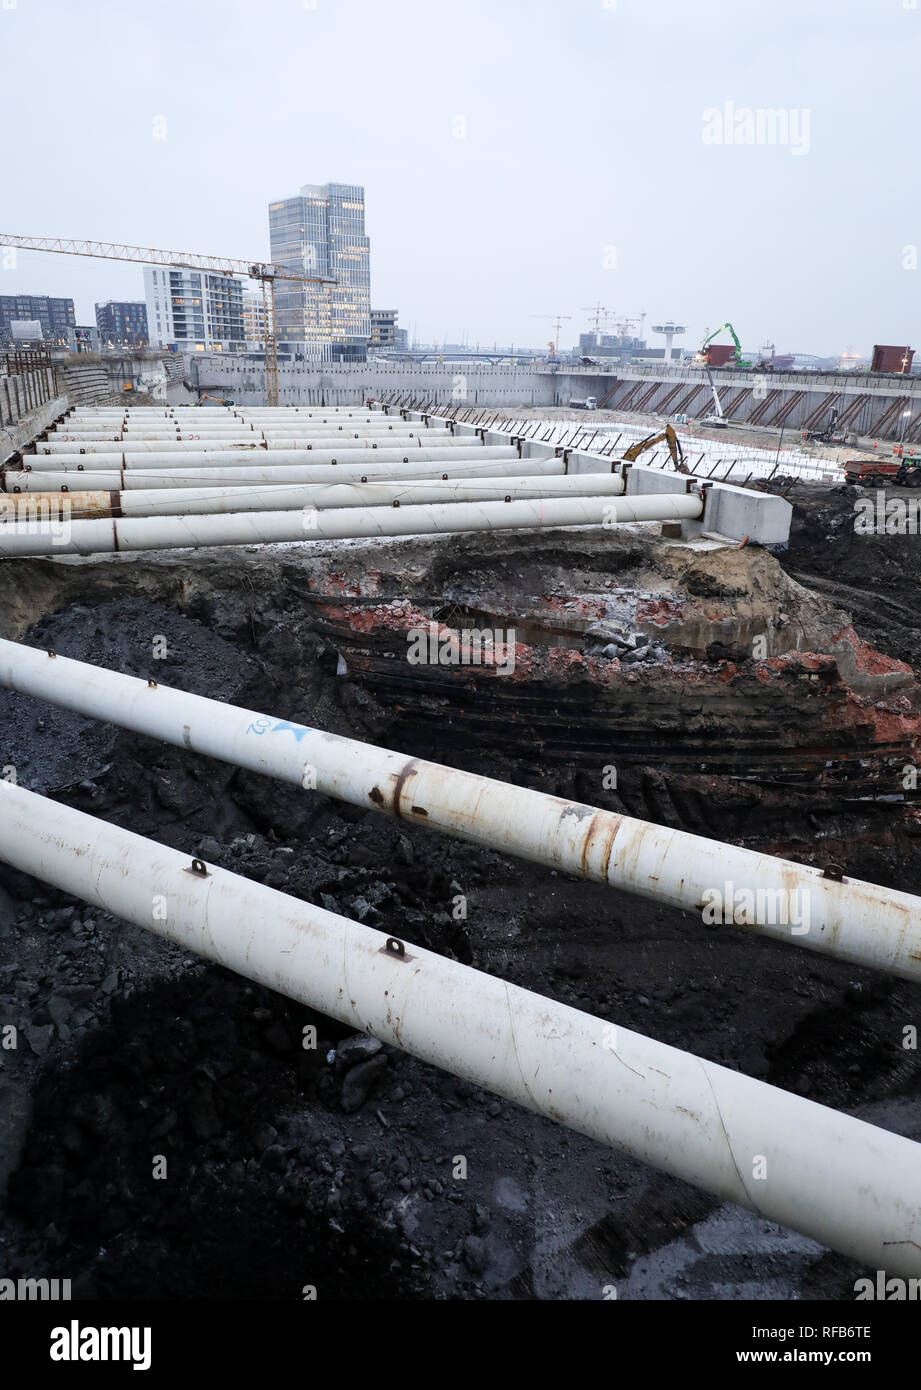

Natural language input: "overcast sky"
[1,0,916,355]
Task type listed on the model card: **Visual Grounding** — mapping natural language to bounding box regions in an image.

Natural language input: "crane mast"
[0,234,336,405]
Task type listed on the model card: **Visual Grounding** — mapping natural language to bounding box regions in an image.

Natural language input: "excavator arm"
[621,424,689,472]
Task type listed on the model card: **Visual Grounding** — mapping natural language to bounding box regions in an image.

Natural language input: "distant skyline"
[1,0,917,358]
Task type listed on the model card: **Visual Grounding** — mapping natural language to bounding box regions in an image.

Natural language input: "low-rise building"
[95,301,149,347]
[0,294,75,346]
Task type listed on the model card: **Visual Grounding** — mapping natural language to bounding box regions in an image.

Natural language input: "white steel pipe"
[0,639,918,989]
[0,776,919,1276]
[65,410,384,420]
[0,474,626,521]
[12,450,525,483]
[51,423,412,438]
[13,444,522,477]
[56,412,398,421]
[69,406,379,415]
[0,493,693,557]
[37,433,431,454]
[4,456,560,493]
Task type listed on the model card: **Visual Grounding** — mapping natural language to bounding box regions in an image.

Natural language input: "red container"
[705,344,735,367]
[871,344,914,373]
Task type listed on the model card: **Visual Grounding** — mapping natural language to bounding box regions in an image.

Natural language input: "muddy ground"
[0,485,919,1301]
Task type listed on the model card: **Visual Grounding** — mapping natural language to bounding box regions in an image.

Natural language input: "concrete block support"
[625,464,694,495]
[695,482,793,546]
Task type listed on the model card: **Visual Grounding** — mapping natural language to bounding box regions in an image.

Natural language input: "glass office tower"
[268,182,371,362]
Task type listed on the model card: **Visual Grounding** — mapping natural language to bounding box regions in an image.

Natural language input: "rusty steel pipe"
[0,640,919,986]
[1,776,920,1277]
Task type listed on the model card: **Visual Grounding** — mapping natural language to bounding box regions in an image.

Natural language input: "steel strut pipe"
[62,416,389,427]
[37,434,435,454]
[62,412,385,423]
[69,407,381,417]
[0,474,626,521]
[4,456,562,493]
[1,776,920,1278]
[14,444,520,475]
[55,415,404,426]
[0,493,695,557]
[1,638,919,987]
[50,425,412,440]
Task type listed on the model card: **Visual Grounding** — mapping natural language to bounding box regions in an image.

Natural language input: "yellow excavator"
[621,424,689,473]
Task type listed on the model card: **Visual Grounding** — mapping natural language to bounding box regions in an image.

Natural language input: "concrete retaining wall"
[0,366,57,428]
[188,354,921,439]
[54,354,176,408]
[189,356,553,408]
[1,393,68,464]
[545,365,921,442]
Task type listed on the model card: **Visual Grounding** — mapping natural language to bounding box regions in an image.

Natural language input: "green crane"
[701,322,751,370]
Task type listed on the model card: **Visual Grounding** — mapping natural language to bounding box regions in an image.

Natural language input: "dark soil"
[0,498,919,1300]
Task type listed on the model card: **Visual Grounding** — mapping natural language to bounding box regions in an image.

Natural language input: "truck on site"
[569,396,597,410]
[844,457,921,486]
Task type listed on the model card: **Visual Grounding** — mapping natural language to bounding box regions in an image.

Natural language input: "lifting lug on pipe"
[184,858,211,878]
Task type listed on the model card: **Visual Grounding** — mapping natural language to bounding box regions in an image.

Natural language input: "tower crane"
[0,234,337,406]
[580,302,611,336]
[531,313,572,360]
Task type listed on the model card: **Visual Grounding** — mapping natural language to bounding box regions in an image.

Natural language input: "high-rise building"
[143,268,246,352]
[95,301,149,347]
[268,182,370,361]
[0,295,75,346]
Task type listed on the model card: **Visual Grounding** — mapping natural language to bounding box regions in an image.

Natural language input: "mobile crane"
[700,322,751,370]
